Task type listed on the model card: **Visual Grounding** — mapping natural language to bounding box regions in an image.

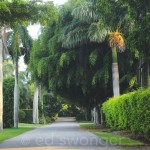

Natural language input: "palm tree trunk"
[38,85,46,124]
[93,107,99,124]
[112,47,120,96]
[33,87,39,124]
[0,27,3,131]
[14,60,18,128]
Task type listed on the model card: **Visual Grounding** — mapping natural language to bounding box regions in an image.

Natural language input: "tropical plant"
[3,60,14,77]
[7,24,33,128]
[29,0,113,124]
[108,29,125,96]
[0,0,57,130]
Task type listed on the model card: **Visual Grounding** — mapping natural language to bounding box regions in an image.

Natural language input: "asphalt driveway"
[0,117,149,150]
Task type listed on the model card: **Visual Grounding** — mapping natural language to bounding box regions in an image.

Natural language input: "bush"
[3,77,14,128]
[102,88,150,140]
[39,93,61,124]
[20,109,33,123]
[18,110,26,122]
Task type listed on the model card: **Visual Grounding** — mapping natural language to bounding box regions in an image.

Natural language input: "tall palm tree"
[0,26,9,131]
[7,24,32,128]
[109,29,125,96]
[60,0,110,125]
[0,27,3,131]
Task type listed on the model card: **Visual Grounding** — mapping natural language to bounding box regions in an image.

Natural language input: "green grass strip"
[79,121,144,146]
[0,123,42,142]
[92,131,144,146]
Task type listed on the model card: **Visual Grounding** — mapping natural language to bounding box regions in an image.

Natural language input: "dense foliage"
[29,0,143,115]
[19,109,33,124]
[39,93,61,123]
[3,77,14,128]
[102,88,150,140]
[28,0,149,132]
[0,0,57,26]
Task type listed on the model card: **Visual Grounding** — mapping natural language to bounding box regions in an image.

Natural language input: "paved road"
[0,117,149,150]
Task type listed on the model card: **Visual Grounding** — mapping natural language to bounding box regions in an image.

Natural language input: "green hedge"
[102,88,150,140]
[19,109,33,123]
[18,109,26,122]
[3,77,14,128]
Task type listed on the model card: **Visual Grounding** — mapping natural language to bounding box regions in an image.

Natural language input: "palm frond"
[88,21,110,43]
[62,27,89,48]
[72,1,100,23]
[60,20,89,42]
[89,50,98,66]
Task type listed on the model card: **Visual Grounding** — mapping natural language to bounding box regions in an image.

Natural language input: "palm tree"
[0,25,9,131]
[109,29,125,96]
[60,0,110,125]
[7,24,32,128]
[0,27,3,131]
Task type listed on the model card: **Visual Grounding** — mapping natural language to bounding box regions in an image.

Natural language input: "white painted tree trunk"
[0,27,3,131]
[93,107,99,124]
[14,60,19,128]
[33,87,39,124]
[112,63,120,96]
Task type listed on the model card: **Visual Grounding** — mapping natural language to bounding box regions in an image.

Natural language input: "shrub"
[102,88,150,140]
[18,110,26,122]
[20,109,33,123]
[3,77,14,128]
[39,93,61,124]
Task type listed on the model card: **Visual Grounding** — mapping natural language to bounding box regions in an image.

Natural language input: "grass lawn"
[79,121,144,146]
[0,123,43,142]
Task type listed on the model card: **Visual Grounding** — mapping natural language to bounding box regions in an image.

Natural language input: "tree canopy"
[27,0,149,115]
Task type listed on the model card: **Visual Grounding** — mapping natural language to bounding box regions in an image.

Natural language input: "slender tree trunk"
[112,47,120,96]
[14,60,18,128]
[38,85,46,124]
[93,107,99,124]
[33,87,39,124]
[0,27,3,131]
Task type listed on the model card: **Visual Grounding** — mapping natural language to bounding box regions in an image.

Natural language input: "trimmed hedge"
[18,109,26,122]
[19,109,33,123]
[102,88,150,140]
[3,77,14,128]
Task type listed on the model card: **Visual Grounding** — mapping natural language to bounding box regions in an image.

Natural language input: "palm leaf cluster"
[109,29,125,52]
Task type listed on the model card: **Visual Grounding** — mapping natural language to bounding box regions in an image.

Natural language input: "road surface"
[0,117,149,150]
